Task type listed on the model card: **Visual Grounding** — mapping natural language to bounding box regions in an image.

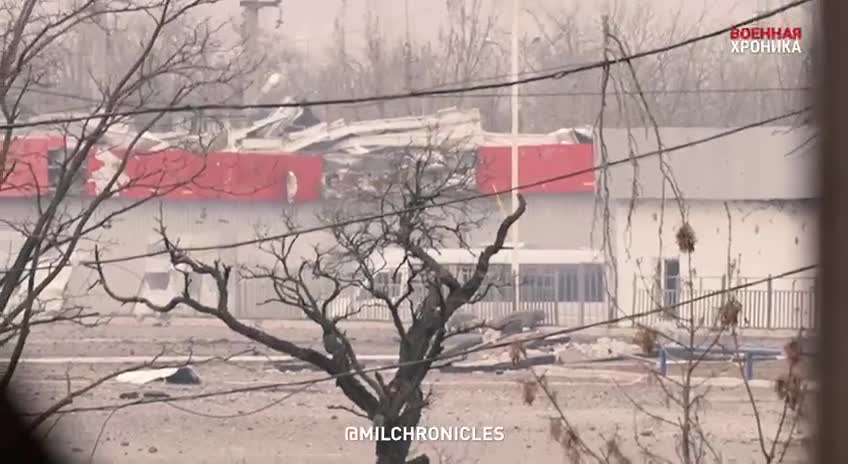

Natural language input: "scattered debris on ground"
[115,366,200,385]
[554,337,642,363]
[118,391,171,400]
[489,310,548,335]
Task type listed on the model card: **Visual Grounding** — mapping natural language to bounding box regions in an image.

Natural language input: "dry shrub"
[521,378,538,405]
[775,335,805,411]
[606,436,632,464]
[549,417,563,442]
[718,297,742,329]
[676,223,697,253]
[560,428,582,463]
[784,337,802,365]
[633,325,658,354]
[509,342,527,367]
[775,371,803,411]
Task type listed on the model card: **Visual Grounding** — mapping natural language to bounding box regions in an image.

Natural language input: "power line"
[83,106,810,267]
[15,85,811,120]
[18,85,813,107]
[19,86,810,120]
[41,263,817,416]
[0,0,810,131]
[343,87,812,99]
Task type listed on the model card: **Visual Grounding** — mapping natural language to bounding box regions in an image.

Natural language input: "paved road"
[2,317,807,359]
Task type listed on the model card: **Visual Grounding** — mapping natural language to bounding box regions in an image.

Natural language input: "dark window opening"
[663,258,680,307]
[370,271,402,299]
[143,272,170,290]
[362,262,606,304]
[47,147,85,193]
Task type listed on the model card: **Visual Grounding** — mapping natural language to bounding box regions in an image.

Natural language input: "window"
[372,271,402,299]
[186,272,204,297]
[47,147,85,193]
[143,272,170,290]
[581,264,606,303]
[523,271,556,302]
[662,258,680,306]
[362,262,605,303]
[557,265,580,301]
[465,263,511,302]
[521,264,606,303]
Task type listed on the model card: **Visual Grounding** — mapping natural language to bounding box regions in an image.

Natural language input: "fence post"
[744,353,755,380]
[555,269,562,326]
[578,265,585,326]
[658,346,668,377]
[766,274,773,329]
[631,273,637,325]
[233,272,242,319]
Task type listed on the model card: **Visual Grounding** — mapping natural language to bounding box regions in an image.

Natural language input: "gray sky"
[211,0,809,56]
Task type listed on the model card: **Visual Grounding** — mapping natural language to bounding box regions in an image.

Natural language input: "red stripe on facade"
[3,138,595,201]
[476,143,595,193]
[0,136,65,197]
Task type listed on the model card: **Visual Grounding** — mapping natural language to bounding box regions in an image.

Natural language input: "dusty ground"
[3,319,812,463]
[10,364,809,463]
[3,317,805,359]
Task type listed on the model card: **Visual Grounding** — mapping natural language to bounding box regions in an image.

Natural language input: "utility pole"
[510,0,521,312]
[237,0,281,124]
[75,0,107,102]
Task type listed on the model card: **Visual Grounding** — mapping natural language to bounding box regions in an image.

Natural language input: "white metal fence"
[632,276,818,330]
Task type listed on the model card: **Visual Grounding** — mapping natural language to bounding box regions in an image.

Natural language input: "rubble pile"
[554,337,641,363]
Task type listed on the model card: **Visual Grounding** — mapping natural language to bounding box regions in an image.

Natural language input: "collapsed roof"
[24,103,593,199]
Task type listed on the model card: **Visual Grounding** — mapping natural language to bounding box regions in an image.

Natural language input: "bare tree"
[96,139,525,464]
[0,0,241,428]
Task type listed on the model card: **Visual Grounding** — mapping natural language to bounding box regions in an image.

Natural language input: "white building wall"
[613,198,819,326]
[0,192,601,319]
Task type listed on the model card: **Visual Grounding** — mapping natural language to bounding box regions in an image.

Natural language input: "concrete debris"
[441,333,485,361]
[446,312,480,333]
[119,390,171,400]
[116,367,179,385]
[555,337,641,362]
[165,366,201,384]
[525,334,572,351]
[440,350,556,373]
[115,365,200,385]
[489,310,548,335]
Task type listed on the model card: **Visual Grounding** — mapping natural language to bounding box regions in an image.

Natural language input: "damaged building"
[0,105,605,326]
[0,106,819,330]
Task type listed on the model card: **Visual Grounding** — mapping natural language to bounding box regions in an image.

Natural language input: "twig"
[88,408,119,464]
[164,382,313,419]
[529,368,604,463]
[328,404,370,419]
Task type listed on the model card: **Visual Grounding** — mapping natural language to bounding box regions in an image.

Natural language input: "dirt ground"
[10,363,809,464]
[3,319,811,463]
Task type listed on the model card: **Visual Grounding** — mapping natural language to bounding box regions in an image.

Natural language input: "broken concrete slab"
[525,334,572,351]
[446,312,480,333]
[553,337,641,362]
[118,391,171,400]
[438,354,557,373]
[115,366,200,385]
[489,310,548,335]
[166,366,201,385]
[270,360,321,373]
[116,368,179,385]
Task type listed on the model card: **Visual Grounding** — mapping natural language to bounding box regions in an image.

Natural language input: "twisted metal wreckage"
[3,100,593,201]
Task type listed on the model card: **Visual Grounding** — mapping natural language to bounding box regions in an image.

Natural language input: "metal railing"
[632,275,818,330]
[233,267,611,326]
